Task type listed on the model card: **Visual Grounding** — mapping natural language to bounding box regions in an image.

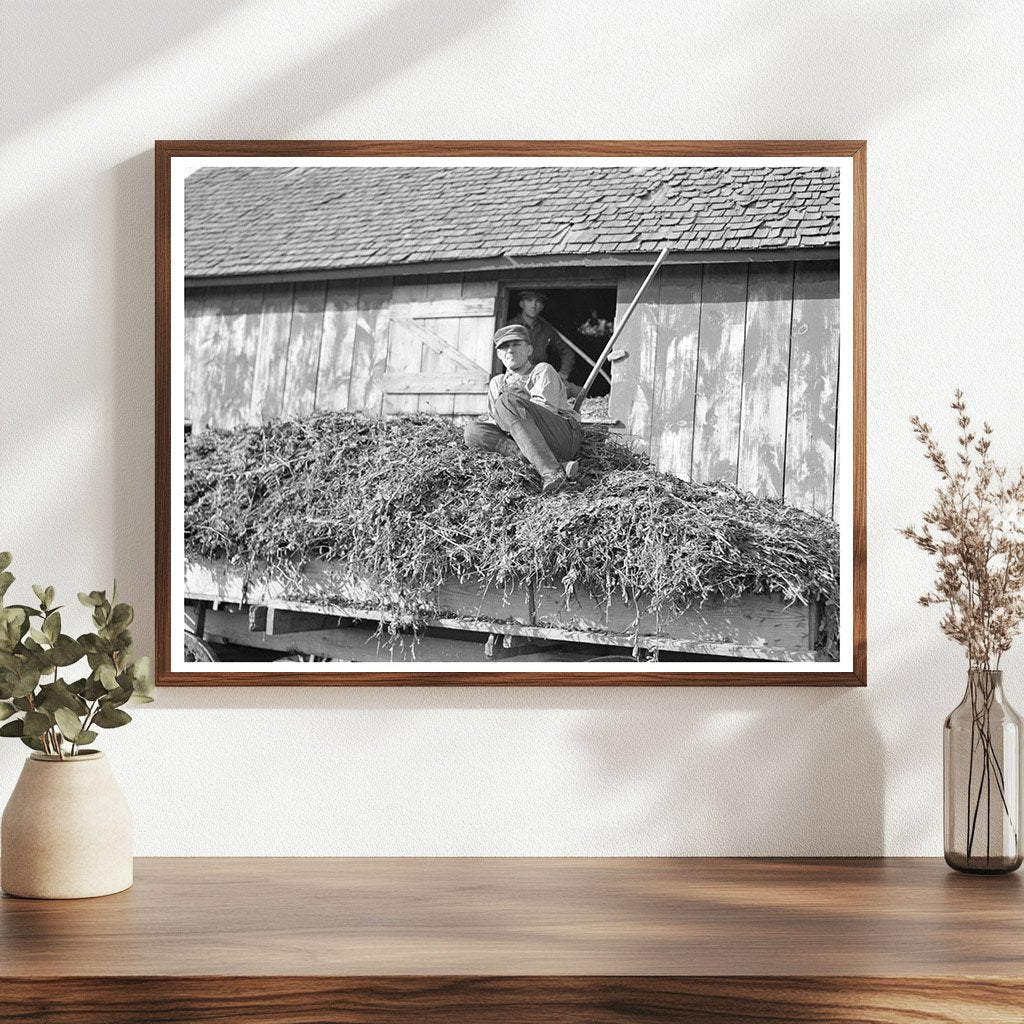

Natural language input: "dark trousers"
[464,392,581,480]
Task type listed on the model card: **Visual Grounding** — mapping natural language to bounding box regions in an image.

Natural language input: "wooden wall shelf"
[2,857,1021,1023]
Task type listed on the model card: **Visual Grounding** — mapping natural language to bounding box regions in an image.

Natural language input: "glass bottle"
[944,669,1023,873]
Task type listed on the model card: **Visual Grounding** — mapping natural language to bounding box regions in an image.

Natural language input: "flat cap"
[493,324,531,349]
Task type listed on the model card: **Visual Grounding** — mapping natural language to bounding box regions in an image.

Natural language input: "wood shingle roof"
[185,164,839,278]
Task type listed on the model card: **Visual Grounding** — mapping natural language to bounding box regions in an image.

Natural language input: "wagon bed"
[184,557,824,663]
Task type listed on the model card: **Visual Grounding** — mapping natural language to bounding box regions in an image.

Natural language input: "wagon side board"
[184,558,823,662]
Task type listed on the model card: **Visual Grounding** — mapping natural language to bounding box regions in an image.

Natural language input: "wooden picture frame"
[156,141,866,686]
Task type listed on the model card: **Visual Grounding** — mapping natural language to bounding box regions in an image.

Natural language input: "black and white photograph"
[161,145,861,682]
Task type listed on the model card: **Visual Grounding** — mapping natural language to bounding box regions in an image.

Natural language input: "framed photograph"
[156,141,865,686]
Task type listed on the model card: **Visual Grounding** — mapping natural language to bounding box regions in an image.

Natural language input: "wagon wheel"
[183,631,219,662]
[585,653,644,662]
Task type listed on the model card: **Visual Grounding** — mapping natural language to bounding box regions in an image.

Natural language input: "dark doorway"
[503,286,618,398]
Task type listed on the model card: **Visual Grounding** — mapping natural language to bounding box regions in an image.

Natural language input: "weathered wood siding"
[184,275,496,431]
[612,259,840,515]
[185,259,840,515]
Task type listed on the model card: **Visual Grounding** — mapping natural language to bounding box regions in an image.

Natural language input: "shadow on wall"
[1,1,245,138]
[144,680,885,856]
[725,0,975,131]
[569,687,884,856]
[105,0,506,659]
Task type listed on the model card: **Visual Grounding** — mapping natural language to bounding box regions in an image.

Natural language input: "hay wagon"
[183,556,824,663]
[181,164,839,665]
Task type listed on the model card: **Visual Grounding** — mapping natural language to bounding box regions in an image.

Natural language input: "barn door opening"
[501,287,618,400]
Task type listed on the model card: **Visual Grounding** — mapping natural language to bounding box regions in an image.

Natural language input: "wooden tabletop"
[3,857,1023,1023]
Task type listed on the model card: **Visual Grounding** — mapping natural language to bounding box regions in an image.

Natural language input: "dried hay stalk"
[184,413,840,657]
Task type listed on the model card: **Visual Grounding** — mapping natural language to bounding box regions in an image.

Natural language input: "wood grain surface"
[3,857,1020,1023]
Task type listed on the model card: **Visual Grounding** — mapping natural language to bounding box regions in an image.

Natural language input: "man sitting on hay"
[463,324,582,496]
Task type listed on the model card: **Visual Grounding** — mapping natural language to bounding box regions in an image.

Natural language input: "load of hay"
[184,413,840,657]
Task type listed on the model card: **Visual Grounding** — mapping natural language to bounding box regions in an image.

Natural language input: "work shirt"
[507,314,576,378]
[487,362,580,422]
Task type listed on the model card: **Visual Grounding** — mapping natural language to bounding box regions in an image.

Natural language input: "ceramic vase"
[1,751,133,898]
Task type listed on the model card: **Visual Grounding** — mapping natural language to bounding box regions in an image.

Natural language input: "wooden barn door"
[382,275,496,418]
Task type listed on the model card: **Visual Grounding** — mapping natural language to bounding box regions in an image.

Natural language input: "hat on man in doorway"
[493,324,531,349]
[517,288,548,302]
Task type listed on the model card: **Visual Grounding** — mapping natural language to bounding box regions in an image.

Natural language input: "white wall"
[2,0,1022,855]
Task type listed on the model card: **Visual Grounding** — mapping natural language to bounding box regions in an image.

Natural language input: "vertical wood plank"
[350,277,392,416]
[454,276,498,418]
[785,261,840,513]
[189,287,233,432]
[609,270,662,452]
[281,281,327,419]
[218,285,263,430]
[383,277,429,415]
[692,263,749,485]
[315,281,360,413]
[651,265,702,479]
[417,276,463,415]
[249,283,294,423]
[737,262,794,498]
[608,271,643,430]
[182,288,208,425]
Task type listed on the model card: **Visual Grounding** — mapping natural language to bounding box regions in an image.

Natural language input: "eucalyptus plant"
[0,552,153,759]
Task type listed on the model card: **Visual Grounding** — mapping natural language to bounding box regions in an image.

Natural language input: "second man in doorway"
[507,290,581,399]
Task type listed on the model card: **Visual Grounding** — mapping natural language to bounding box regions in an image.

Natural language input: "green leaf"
[98,664,118,690]
[75,730,98,746]
[93,705,132,729]
[42,611,60,644]
[0,701,16,721]
[111,629,134,655]
[7,604,42,619]
[0,572,15,601]
[128,657,154,699]
[19,735,45,752]
[0,719,24,737]
[78,592,100,608]
[80,635,112,655]
[44,586,55,608]
[22,711,51,738]
[31,584,48,608]
[0,607,27,652]
[110,603,134,629]
[0,651,20,674]
[54,707,85,741]
[12,697,32,712]
[83,677,106,701]
[0,553,11,573]
[104,684,133,708]
[36,678,88,717]
[11,665,41,699]
[50,635,85,668]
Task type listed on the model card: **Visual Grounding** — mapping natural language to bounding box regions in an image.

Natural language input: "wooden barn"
[184,164,840,516]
